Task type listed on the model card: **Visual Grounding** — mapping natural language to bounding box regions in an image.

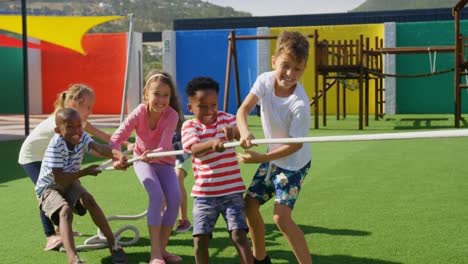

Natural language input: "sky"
[204,0,367,16]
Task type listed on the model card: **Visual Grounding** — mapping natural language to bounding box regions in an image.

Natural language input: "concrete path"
[0,114,121,141]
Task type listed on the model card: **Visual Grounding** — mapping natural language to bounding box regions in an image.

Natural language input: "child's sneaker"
[149,259,166,264]
[254,255,271,264]
[111,245,128,264]
[74,255,85,264]
[174,219,192,233]
[162,252,182,263]
[44,235,63,251]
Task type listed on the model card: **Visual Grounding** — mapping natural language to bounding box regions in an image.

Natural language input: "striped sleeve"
[43,136,66,169]
[181,120,200,152]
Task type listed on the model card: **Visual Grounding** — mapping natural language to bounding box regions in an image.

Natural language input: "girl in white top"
[236,31,313,264]
[18,83,131,251]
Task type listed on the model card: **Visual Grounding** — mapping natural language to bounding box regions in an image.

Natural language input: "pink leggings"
[133,161,181,226]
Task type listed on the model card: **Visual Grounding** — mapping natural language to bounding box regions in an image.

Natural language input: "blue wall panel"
[176,28,258,115]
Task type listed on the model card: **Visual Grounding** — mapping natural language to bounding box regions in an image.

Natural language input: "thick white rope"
[68,210,148,251]
[101,129,468,171]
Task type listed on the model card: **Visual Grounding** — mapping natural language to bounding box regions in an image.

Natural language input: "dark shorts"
[246,161,311,209]
[192,193,248,236]
[37,181,87,225]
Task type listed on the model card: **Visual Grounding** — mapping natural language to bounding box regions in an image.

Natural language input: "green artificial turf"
[1,115,467,263]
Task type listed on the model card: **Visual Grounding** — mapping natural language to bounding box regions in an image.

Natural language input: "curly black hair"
[185,76,219,97]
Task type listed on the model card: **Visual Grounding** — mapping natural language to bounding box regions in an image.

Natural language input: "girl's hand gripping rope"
[140,147,163,162]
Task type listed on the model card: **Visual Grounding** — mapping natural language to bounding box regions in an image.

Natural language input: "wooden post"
[231,31,242,109]
[336,78,340,120]
[322,75,327,126]
[314,30,320,129]
[454,6,462,127]
[343,81,347,119]
[379,38,384,119]
[358,35,364,130]
[365,37,370,127]
[224,30,234,112]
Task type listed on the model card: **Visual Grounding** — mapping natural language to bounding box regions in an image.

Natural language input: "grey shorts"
[37,181,88,225]
[192,193,248,237]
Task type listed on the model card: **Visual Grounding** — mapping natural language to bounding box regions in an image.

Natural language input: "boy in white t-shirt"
[236,30,312,264]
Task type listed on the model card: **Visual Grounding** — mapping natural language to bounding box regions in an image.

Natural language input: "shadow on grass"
[298,224,371,236]
[391,117,468,130]
[269,249,402,264]
[99,248,402,264]
[94,223,374,263]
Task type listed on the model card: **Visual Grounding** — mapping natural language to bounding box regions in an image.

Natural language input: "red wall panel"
[41,33,127,114]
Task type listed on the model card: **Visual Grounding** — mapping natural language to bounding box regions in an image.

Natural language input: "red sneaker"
[174,219,192,233]
[162,252,182,263]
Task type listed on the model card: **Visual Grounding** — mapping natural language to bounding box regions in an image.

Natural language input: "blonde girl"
[110,70,183,264]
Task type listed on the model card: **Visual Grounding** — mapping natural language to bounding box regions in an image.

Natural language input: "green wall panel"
[396,21,468,114]
[0,47,24,114]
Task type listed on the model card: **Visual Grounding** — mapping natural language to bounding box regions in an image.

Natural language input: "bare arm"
[236,93,258,149]
[52,165,102,187]
[190,138,225,158]
[89,141,126,160]
[238,143,302,164]
[85,122,132,149]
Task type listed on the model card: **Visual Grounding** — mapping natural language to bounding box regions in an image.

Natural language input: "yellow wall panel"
[270,24,384,114]
[0,15,124,54]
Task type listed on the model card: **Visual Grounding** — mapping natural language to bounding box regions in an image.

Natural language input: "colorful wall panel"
[271,24,384,115]
[396,21,468,114]
[0,47,23,113]
[41,33,127,114]
[175,29,257,115]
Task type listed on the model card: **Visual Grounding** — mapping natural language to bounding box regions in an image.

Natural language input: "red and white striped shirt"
[182,111,245,197]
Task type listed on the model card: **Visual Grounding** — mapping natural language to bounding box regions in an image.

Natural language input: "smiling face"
[55,109,83,148]
[71,93,95,122]
[272,52,306,92]
[144,80,171,113]
[187,89,218,126]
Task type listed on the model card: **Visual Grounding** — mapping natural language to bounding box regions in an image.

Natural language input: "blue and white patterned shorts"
[192,193,248,236]
[246,161,311,209]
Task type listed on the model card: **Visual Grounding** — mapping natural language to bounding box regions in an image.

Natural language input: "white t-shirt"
[18,116,56,165]
[18,115,88,165]
[251,71,311,170]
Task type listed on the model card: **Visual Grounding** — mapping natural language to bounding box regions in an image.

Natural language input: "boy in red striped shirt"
[181,77,253,264]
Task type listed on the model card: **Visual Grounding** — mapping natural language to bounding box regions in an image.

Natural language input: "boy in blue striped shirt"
[35,108,129,264]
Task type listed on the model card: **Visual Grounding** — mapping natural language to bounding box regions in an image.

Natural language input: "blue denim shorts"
[192,193,248,236]
[246,161,311,209]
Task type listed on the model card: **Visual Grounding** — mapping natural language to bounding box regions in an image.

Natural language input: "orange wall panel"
[41,33,127,114]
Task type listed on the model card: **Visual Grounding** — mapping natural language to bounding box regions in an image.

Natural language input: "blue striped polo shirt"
[35,132,93,197]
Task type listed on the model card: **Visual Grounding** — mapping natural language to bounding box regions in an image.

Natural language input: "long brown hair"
[144,70,184,132]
